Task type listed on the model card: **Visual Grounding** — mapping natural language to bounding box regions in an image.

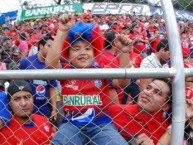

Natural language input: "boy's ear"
[163,103,171,112]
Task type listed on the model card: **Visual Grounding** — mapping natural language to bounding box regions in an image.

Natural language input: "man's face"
[41,39,53,58]
[9,91,33,119]
[159,49,170,65]
[137,80,170,113]
[185,76,193,88]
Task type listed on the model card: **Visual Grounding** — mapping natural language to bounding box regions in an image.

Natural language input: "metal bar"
[0,68,176,80]
[161,1,186,145]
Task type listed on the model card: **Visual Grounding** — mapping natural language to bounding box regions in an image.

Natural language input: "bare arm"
[157,127,171,145]
[0,120,5,129]
[136,133,154,145]
[112,34,133,88]
[45,14,75,69]
[49,88,57,120]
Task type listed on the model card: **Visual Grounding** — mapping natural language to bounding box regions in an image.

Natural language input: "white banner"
[83,3,151,15]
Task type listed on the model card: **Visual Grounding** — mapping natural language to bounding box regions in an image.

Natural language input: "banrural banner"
[20,3,83,20]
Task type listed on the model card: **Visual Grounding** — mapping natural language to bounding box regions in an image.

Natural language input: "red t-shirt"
[0,114,54,145]
[96,51,119,68]
[96,51,124,103]
[129,52,143,68]
[150,37,160,53]
[30,33,42,47]
[129,33,148,54]
[108,104,171,144]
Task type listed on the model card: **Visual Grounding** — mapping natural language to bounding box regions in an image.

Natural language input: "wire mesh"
[0,0,192,145]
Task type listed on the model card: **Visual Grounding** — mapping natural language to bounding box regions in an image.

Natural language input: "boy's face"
[68,41,94,68]
[137,79,170,113]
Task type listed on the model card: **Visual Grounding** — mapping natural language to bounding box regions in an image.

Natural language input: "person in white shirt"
[140,39,170,90]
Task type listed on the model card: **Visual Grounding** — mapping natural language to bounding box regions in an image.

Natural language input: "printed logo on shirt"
[94,80,102,88]
[44,124,50,132]
[63,95,102,106]
[33,80,47,85]
[64,80,78,90]
[36,85,46,97]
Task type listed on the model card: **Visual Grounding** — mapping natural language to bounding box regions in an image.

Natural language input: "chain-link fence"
[0,0,192,145]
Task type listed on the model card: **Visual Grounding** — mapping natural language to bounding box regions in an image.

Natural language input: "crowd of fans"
[0,10,193,144]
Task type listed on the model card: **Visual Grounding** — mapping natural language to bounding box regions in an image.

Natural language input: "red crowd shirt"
[96,51,124,103]
[0,114,54,145]
[129,52,143,68]
[96,51,119,68]
[150,37,160,53]
[129,33,148,54]
[108,104,171,144]
[30,33,42,47]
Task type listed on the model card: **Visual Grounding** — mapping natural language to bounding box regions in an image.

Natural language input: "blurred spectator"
[29,26,42,56]
[0,37,15,69]
[2,26,11,37]
[8,48,21,70]
[149,30,162,53]
[18,32,29,58]
[18,35,58,120]
[129,22,149,57]
[140,39,170,90]
[99,19,109,32]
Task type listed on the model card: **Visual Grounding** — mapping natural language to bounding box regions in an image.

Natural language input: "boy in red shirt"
[45,14,133,145]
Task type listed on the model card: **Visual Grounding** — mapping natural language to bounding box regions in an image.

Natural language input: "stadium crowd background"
[1,10,193,70]
[0,6,193,144]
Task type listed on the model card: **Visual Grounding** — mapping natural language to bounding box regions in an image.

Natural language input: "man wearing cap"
[140,39,170,90]
[8,48,21,70]
[0,80,54,144]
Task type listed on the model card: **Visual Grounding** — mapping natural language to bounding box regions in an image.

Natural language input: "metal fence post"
[161,0,186,145]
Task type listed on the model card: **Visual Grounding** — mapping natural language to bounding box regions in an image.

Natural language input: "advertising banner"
[20,3,83,20]
[83,3,151,15]
[0,10,18,24]
[149,5,193,21]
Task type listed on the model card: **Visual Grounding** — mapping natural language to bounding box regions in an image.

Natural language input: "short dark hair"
[104,30,116,50]
[19,33,27,41]
[157,39,169,52]
[38,34,54,51]
[152,78,172,104]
